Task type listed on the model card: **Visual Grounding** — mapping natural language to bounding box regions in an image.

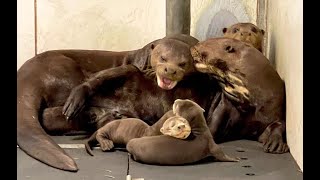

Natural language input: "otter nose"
[241,32,251,36]
[164,67,177,75]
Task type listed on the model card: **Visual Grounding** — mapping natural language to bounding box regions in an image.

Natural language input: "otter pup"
[84,111,191,156]
[126,99,239,165]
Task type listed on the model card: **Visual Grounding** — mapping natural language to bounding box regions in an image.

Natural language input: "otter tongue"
[163,78,172,85]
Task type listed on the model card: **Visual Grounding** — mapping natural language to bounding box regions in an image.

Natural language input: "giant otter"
[191,37,288,154]
[17,34,204,172]
[126,99,239,165]
[223,22,265,52]
[84,110,191,156]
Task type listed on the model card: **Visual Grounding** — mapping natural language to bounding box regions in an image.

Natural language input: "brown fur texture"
[223,23,265,52]
[17,34,202,172]
[191,37,288,154]
[126,99,239,165]
[84,110,190,156]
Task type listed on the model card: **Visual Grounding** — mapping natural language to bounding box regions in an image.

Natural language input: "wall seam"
[34,0,38,55]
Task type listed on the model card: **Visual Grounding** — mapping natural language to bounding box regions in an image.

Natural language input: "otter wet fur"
[126,99,239,165]
[191,37,288,154]
[84,111,191,156]
[223,22,265,52]
[17,34,201,172]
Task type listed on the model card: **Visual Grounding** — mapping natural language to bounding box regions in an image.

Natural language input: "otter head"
[191,37,251,103]
[150,39,196,90]
[223,23,265,52]
[160,116,191,139]
[172,99,207,136]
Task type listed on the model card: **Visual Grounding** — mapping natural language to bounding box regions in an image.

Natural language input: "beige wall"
[266,0,303,171]
[17,0,165,70]
[190,0,257,41]
[17,0,35,70]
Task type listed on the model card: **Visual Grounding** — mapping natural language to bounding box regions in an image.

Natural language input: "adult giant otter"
[222,23,265,52]
[17,34,203,172]
[191,37,288,153]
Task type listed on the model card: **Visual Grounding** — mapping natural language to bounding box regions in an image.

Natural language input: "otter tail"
[17,72,78,172]
[84,131,98,156]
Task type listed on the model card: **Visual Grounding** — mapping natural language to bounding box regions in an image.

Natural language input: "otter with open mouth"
[191,37,288,154]
[17,34,201,172]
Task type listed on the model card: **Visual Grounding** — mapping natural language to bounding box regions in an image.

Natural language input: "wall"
[190,0,257,41]
[18,0,257,69]
[266,0,303,171]
[17,0,165,70]
[17,0,35,70]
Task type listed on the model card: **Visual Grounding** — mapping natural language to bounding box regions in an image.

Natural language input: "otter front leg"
[63,64,140,120]
[95,123,118,151]
[207,93,240,139]
[258,121,289,154]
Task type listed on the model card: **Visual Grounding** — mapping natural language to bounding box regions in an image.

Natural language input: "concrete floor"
[17,136,303,180]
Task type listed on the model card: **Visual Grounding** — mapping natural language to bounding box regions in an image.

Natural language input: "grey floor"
[17,136,303,180]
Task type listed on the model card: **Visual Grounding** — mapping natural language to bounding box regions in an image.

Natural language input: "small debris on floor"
[104,174,115,178]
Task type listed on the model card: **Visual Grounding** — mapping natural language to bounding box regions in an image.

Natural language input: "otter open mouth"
[156,75,178,90]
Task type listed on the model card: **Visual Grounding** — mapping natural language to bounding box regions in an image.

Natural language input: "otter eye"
[170,121,175,127]
[178,62,186,68]
[251,27,257,33]
[160,56,167,62]
[201,52,208,59]
[232,28,239,33]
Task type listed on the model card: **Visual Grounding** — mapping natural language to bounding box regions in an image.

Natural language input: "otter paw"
[62,85,89,121]
[100,140,114,151]
[263,134,289,154]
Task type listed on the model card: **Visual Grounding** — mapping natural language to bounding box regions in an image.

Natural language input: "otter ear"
[222,28,228,34]
[261,29,265,35]
[151,43,155,50]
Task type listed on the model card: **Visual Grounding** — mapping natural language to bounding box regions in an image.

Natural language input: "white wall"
[17,0,165,70]
[17,0,35,70]
[190,0,256,41]
[266,0,303,171]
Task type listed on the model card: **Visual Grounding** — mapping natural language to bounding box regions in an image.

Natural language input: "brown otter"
[126,99,239,165]
[17,34,203,172]
[222,23,265,52]
[191,37,288,154]
[84,110,191,156]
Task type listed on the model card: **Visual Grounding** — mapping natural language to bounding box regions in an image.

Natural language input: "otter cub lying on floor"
[84,110,191,156]
[126,99,239,165]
